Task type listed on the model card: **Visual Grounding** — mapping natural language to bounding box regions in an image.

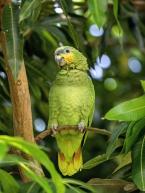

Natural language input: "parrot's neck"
[55,69,89,85]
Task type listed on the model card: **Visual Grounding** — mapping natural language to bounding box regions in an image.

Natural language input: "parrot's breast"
[50,70,95,126]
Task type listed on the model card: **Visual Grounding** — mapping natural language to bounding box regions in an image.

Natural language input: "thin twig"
[35,126,111,142]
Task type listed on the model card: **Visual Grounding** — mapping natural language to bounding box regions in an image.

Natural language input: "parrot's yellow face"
[55,46,74,67]
[54,46,88,71]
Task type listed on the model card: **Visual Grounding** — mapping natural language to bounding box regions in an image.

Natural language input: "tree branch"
[35,126,111,142]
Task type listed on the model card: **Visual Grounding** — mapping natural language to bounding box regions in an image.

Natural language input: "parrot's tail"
[58,147,82,176]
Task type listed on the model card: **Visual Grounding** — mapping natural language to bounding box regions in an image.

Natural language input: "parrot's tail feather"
[58,147,82,176]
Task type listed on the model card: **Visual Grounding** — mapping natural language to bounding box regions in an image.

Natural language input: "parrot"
[48,46,95,176]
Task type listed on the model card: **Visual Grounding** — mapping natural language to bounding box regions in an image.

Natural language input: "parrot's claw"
[51,123,58,136]
[78,121,85,132]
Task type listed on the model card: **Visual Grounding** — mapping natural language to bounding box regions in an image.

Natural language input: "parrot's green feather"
[48,46,95,176]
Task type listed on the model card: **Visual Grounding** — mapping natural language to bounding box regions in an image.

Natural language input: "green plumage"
[48,46,95,176]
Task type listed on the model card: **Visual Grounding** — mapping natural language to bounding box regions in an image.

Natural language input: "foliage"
[1,0,145,193]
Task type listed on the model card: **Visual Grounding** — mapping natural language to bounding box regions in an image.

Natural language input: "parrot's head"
[54,46,88,71]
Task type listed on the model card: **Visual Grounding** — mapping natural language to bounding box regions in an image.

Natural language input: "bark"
[0,31,44,182]
[0,1,44,182]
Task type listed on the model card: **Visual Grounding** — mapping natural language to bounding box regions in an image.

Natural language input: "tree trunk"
[0,1,44,181]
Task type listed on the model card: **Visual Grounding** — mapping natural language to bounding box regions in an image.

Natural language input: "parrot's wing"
[82,78,95,147]
[82,103,95,148]
[48,82,59,129]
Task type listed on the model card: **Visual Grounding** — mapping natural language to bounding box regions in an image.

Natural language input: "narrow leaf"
[132,136,145,191]
[124,118,145,153]
[113,0,123,37]
[113,152,131,173]
[0,155,52,193]
[141,80,145,92]
[88,0,107,27]
[60,0,80,49]
[2,3,24,79]
[106,123,127,158]
[20,163,53,193]
[83,154,109,170]
[0,141,8,160]
[0,136,65,193]
[65,185,86,193]
[19,0,41,23]
[105,95,145,121]
[0,169,20,193]
[63,179,95,193]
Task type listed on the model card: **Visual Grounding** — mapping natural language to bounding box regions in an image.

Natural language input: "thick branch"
[0,32,44,181]
[35,126,111,142]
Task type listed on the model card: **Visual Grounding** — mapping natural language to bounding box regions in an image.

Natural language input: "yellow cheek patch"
[62,53,74,64]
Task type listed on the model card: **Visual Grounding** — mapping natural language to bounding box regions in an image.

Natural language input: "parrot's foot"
[50,123,58,136]
[78,121,85,132]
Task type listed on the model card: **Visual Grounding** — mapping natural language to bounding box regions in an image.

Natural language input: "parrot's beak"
[55,55,66,67]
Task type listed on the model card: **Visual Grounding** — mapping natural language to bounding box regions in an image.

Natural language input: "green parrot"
[48,46,95,176]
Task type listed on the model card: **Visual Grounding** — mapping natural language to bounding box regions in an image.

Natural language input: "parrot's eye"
[65,49,70,53]
[56,53,59,56]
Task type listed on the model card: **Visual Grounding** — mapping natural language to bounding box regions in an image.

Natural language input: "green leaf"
[88,178,136,193]
[0,169,20,193]
[83,154,109,170]
[0,136,65,193]
[0,155,52,193]
[132,136,145,191]
[113,0,123,37]
[113,152,131,173]
[0,141,8,160]
[59,0,80,49]
[20,163,53,193]
[65,185,86,193]
[124,118,145,153]
[0,154,27,167]
[88,0,107,27]
[2,3,24,79]
[36,28,57,47]
[106,123,127,158]
[63,179,95,193]
[20,0,42,23]
[19,182,40,193]
[105,95,145,121]
[141,80,145,92]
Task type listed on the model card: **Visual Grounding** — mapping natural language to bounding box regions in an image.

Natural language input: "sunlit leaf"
[0,136,65,193]
[141,80,145,92]
[105,95,145,121]
[0,155,52,193]
[0,141,8,160]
